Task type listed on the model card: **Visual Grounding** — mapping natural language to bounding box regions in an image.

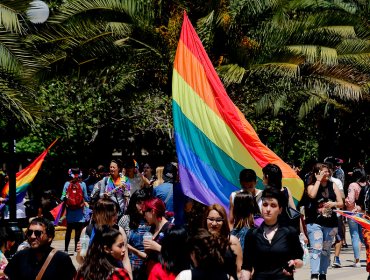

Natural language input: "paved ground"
[52,227,369,279]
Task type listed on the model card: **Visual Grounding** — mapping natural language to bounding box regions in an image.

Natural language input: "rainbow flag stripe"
[335,210,370,230]
[172,12,303,210]
[2,139,58,202]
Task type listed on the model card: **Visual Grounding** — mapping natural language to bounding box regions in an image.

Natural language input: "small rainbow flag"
[1,139,58,202]
[172,12,303,210]
[335,210,370,231]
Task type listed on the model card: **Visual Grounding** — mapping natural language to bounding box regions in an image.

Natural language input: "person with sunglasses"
[4,217,76,280]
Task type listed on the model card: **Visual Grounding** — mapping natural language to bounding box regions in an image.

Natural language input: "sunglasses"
[26,230,45,238]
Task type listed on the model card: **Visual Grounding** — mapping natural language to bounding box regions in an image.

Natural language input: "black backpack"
[357,183,370,214]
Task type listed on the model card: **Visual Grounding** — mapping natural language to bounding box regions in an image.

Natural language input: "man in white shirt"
[229,169,261,228]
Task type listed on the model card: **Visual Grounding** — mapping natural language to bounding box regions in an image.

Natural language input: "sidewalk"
[52,227,369,279]
[295,232,368,280]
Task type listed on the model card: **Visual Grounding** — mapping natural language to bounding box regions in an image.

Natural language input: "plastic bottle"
[79,234,90,257]
[143,231,153,241]
[299,233,309,265]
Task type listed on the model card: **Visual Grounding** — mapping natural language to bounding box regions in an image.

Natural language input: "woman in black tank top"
[306,163,343,280]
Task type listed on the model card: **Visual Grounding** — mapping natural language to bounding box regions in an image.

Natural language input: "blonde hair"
[153,166,164,187]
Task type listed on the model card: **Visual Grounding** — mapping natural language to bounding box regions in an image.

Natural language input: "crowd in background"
[0,156,367,280]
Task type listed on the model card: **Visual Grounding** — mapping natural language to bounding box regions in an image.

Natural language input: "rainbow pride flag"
[1,139,58,202]
[172,12,303,210]
[335,210,370,231]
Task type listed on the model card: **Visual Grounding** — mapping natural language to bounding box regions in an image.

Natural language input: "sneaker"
[319,275,326,280]
[311,274,319,280]
[353,262,361,268]
[332,256,342,268]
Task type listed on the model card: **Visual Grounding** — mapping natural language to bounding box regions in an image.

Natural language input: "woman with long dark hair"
[149,226,190,279]
[231,192,260,251]
[203,204,242,280]
[118,189,151,280]
[76,228,130,280]
[76,198,132,279]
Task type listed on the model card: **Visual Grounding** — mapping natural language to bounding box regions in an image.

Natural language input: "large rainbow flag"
[2,139,58,203]
[172,12,303,210]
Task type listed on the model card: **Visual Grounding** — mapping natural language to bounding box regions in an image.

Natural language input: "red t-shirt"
[148,263,176,280]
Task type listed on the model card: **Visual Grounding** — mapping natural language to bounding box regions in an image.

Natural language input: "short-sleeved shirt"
[61,181,89,223]
[4,247,76,280]
[153,183,173,212]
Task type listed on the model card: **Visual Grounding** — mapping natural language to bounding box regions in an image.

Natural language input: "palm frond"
[251,63,300,79]
[339,53,370,73]
[0,30,40,77]
[0,3,24,33]
[336,39,370,54]
[0,78,40,125]
[320,47,338,66]
[229,0,279,20]
[287,0,357,14]
[287,45,338,66]
[217,64,246,86]
[196,11,215,52]
[316,26,356,38]
[49,0,154,26]
[105,22,132,36]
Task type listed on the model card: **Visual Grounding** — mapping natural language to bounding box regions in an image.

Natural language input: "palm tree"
[0,0,42,125]
[196,0,370,119]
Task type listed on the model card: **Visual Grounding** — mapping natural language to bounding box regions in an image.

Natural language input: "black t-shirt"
[5,247,76,280]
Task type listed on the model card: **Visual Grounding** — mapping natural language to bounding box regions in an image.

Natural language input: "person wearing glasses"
[203,204,243,280]
[4,217,76,280]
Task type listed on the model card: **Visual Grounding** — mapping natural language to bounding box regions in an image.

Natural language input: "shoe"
[353,262,361,268]
[311,274,319,280]
[319,274,326,280]
[342,243,348,248]
[332,256,342,268]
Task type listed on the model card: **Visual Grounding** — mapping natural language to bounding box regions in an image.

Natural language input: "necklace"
[263,224,278,243]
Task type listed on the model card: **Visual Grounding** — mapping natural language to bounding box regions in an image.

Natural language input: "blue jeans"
[307,223,338,274]
[348,217,365,259]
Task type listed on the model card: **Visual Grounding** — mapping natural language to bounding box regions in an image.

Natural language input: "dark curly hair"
[76,227,123,280]
[189,229,229,269]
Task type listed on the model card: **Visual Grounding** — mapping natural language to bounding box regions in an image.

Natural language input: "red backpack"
[65,182,84,210]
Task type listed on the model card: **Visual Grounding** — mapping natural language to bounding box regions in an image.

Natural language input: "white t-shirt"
[231,189,263,211]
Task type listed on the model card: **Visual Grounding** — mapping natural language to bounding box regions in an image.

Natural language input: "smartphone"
[283,262,295,273]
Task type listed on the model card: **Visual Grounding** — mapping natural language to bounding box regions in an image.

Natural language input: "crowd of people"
[0,157,368,280]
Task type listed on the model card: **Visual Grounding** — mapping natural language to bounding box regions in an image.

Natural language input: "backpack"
[357,183,370,214]
[65,182,84,210]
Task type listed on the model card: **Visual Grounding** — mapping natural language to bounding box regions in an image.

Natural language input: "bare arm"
[128,244,147,259]
[230,235,243,279]
[307,172,325,198]
[229,193,234,229]
[76,227,87,265]
[323,183,343,209]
